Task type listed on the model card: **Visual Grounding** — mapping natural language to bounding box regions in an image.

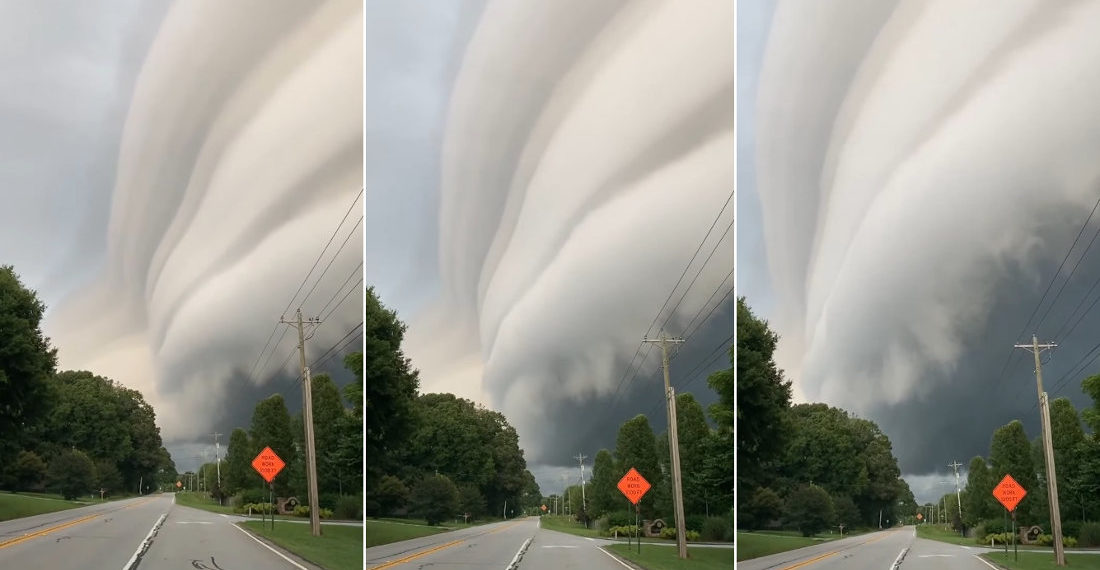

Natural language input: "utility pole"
[560,473,569,517]
[643,333,687,560]
[282,309,322,537]
[575,453,588,523]
[1015,335,1065,566]
[194,455,204,492]
[949,461,963,525]
[213,432,223,489]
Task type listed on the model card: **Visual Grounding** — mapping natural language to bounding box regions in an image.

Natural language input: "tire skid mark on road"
[367,519,529,569]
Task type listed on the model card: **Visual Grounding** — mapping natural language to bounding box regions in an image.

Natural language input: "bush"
[333,495,362,520]
[783,486,835,537]
[1037,534,1053,547]
[608,525,641,537]
[981,518,1007,535]
[739,487,782,530]
[237,502,276,514]
[605,511,634,528]
[1061,520,1082,542]
[238,488,269,505]
[702,517,730,542]
[1078,522,1100,547]
[292,505,333,519]
[1065,536,1078,548]
[594,515,610,532]
[409,474,459,525]
[47,450,96,500]
[684,514,705,533]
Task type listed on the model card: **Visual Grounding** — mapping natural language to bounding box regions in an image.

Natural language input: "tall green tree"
[249,394,296,496]
[736,297,791,494]
[365,288,419,496]
[672,392,713,516]
[48,449,96,500]
[989,420,1037,523]
[964,456,996,525]
[410,473,460,525]
[223,428,253,494]
[0,266,57,465]
[589,449,619,517]
[614,414,662,519]
[308,373,347,494]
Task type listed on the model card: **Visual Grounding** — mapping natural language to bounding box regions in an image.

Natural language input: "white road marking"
[918,554,954,557]
[231,523,308,570]
[123,513,167,570]
[541,545,578,548]
[505,537,533,570]
[585,537,595,542]
[598,547,635,569]
[974,554,1000,570]
[891,547,909,570]
[175,521,213,524]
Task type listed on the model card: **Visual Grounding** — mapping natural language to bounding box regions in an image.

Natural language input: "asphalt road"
[366,517,640,570]
[0,493,319,570]
[739,527,1001,570]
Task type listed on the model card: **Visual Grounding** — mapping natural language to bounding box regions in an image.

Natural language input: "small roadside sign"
[993,474,1027,512]
[251,446,286,483]
[541,504,547,512]
[176,481,182,489]
[916,512,923,521]
[616,467,651,505]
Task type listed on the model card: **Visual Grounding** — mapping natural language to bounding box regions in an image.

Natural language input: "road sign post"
[994,474,1027,562]
[252,447,286,531]
[617,468,651,555]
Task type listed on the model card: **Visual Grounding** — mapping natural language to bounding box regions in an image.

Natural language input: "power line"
[1035,223,1100,333]
[992,193,1100,388]
[321,276,364,324]
[679,268,733,342]
[316,261,363,318]
[310,321,365,371]
[658,220,733,335]
[671,282,735,362]
[298,215,364,311]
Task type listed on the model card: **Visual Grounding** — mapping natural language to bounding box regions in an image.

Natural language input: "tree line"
[940,377,1100,546]
[185,355,363,520]
[737,297,917,536]
[0,265,175,499]
[365,287,539,525]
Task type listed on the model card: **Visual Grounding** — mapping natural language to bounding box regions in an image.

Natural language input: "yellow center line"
[0,496,158,550]
[779,527,903,570]
[369,519,528,569]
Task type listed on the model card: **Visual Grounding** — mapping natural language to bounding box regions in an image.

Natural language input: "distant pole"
[282,309,322,537]
[643,333,687,559]
[575,453,588,525]
[138,476,143,496]
[213,432,223,489]
[1015,335,1065,566]
[949,460,963,525]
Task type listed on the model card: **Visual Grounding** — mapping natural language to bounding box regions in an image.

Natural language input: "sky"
[366,0,734,495]
[739,0,1100,504]
[0,0,364,474]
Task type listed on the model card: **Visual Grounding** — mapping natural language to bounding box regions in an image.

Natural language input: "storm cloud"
[747,0,1100,501]
[367,0,734,493]
[7,0,365,471]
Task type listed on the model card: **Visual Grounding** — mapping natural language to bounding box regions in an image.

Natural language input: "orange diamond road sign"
[541,505,547,512]
[251,446,286,483]
[993,474,1027,512]
[176,481,182,489]
[916,512,923,521]
[617,467,652,505]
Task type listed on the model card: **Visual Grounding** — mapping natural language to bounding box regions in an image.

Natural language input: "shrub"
[292,505,333,519]
[783,486,835,537]
[1061,520,1082,542]
[981,518,1007,535]
[594,515,610,532]
[608,525,641,537]
[333,495,362,520]
[1037,534,1053,547]
[702,517,730,542]
[1078,522,1100,547]
[605,511,634,528]
[1065,536,1078,548]
[46,450,96,500]
[409,474,459,525]
[658,527,700,541]
[238,502,276,514]
[238,488,269,505]
[684,514,705,533]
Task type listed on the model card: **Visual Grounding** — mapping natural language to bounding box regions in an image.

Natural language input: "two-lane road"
[739,527,999,570]
[0,493,319,569]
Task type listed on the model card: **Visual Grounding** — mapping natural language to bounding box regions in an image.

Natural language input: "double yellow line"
[0,497,155,551]
[369,520,524,570]
[779,527,901,570]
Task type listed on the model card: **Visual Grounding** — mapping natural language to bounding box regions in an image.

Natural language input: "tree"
[249,394,297,496]
[832,494,861,529]
[785,485,835,537]
[343,351,363,419]
[964,456,996,525]
[94,460,124,496]
[989,420,1037,524]
[614,414,662,519]
[0,266,57,465]
[739,487,782,530]
[589,449,619,517]
[48,449,96,500]
[1083,374,1100,434]
[376,475,409,516]
[309,373,347,494]
[1050,397,1086,521]
[458,483,487,520]
[410,473,459,525]
[223,428,254,494]
[14,450,47,492]
[673,392,712,516]
[736,298,791,494]
[518,470,542,514]
[365,288,419,497]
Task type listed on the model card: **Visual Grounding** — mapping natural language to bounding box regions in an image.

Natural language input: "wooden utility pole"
[643,334,687,559]
[282,309,322,537]
[1015,335,1064,566]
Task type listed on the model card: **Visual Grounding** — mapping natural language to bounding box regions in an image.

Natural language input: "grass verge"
[0,492,86,522]
[606,544,733,570]
[982,551,1100,569]
[366,519,449,547]
[241,521,362,570]
[736,532,824,561]
[916,524,972,546]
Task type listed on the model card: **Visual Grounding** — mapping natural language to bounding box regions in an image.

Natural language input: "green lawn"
[173,492,237,515]
[982,551,1100,569]
[539,515,604,538]
[241,521,362,570]
[607,544,733,570]
[736,532,824,561]
[365,519,449,547]
[916,524,972,546]
[0,492,87,522]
